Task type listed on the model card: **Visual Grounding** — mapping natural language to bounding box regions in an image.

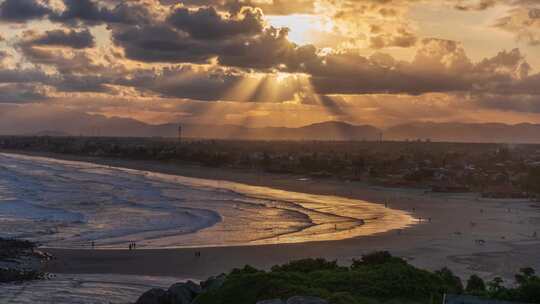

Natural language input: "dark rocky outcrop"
[256,297,328,304]
[135,281,204,304]
[136,288,170,304]
[0,238,49,283]
[168,281,202,304]
[0,268,44,283]
[286,296,328,304]
[256,300,286,304]
[200,274,226,291]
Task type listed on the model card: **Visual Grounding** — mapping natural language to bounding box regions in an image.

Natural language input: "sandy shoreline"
[3,150,540,282]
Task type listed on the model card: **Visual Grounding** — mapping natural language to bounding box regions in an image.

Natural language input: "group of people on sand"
[129,242,137,250]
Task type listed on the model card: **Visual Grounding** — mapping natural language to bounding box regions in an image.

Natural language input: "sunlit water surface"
[0,153,415,248]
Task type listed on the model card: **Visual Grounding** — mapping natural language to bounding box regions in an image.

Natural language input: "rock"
[183,280,203,295]
[135,288,170,304]
[286,296,328,304]
[256,299,286,304]
[168,282,199,304]
[200,274,226,291]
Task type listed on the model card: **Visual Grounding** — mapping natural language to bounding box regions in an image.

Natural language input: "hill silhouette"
[2,111,539,143]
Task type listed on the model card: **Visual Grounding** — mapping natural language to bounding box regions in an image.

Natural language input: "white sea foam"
[0,153,415,248]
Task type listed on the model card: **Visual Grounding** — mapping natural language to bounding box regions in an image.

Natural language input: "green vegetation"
[2,136,540,196]
[192,252,540,304]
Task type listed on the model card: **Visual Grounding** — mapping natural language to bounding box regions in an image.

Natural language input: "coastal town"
[2,136,540,200]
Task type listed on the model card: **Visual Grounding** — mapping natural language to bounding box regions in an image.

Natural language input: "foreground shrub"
[195,252,446,304]
[192,252,540,304]
[466,274,486,295]
[271,258,342,273]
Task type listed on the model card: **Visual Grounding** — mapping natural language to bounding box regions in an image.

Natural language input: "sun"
[266,14,330,45]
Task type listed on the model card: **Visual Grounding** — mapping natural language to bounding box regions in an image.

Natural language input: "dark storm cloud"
[51,0,156,24]
[113,5,314,70]
[23,29,95,49]
[51,0,154,25]
[0,0,154,25]
[112,25,218,63]
[168,7,263,40]
[1,0,540,110]
[305,40,536,96]
[0,0,52,23]
[218,27,306,69]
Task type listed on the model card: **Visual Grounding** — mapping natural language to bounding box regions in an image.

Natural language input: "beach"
[1,150,540,301]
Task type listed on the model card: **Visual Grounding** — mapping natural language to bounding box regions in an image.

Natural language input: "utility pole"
[177,124,182,142]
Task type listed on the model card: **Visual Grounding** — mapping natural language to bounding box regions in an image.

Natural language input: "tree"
[351,251,406,267]
[515,267,535,285]
[487,277,504,293]
[466,274,486,295]
[435,267,464,294]
[525,167,540,194]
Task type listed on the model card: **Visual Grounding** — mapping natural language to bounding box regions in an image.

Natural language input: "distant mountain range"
[1,111,540,143]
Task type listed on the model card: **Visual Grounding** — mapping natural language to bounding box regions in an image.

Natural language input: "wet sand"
[4,150,540,282]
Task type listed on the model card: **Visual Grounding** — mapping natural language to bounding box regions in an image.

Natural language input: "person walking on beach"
[91,241,95,249]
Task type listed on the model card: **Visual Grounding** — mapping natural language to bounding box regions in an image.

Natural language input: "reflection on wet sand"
[0,153,415,249]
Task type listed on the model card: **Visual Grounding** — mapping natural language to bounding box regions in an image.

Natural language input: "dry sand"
[8,151,539,282]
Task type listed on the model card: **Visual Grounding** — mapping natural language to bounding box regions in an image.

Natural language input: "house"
[431,181,470,193]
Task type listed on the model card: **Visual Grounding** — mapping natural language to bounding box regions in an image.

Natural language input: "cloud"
[117,65,303,103]
[21,28,95,49]
[165,0,316,15]
[305,39,539,97]
[472,93,540,113]
[0,0,157,25]
[167,6,264,40]
[369,27,417,49]
[0,0,540,128]
[0,68,48,83]
[17,43,111,75]
[0,83,48,103]
[452,0,498,11]
[112,24,218,63]
[0,0,52,23]
[50,0,155,25]
[494,5,540,46]
[218,27,316,69]
[113,6,316,70]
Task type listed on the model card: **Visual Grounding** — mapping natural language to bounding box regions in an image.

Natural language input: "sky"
[1,0,540,129]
